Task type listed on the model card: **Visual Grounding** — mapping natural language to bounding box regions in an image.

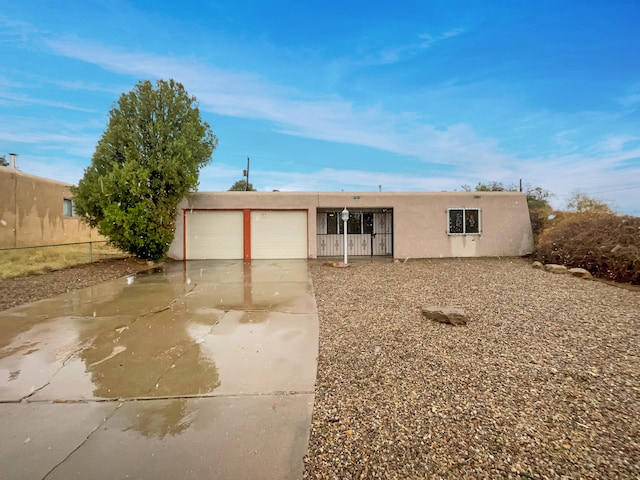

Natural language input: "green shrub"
[72,79,217,261]
[534,212,640,284]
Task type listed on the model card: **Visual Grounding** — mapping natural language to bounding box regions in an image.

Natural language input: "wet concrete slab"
[42,395,314,480]
[0,260,318,479]
[0,402,118,480]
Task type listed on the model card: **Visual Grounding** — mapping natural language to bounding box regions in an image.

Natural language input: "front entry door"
[316,210,392,257]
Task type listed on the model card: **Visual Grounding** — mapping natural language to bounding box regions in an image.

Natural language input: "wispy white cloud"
[0,18,634,215]
[616,90,640,109]
[0,16,38,42]
[43,36,640,212]
[589,134,640,154]
[418,28,464,48]
[349,28,465,66]
[619,95,640,108]
[13,154,88,184]
[199,162,463,194]
[0,116,98,158]
[46,37,508,168]
[200,155,638,214]
[0,91,96,112]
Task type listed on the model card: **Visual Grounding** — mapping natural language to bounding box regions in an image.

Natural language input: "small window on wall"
[448,208,481,235]
[63,198,75,217]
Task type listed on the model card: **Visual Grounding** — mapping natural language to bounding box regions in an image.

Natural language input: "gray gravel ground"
[303,257,639,479]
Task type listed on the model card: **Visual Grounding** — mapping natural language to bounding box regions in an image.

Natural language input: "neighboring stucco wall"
[168,191,534,260]
[0,167,102,247]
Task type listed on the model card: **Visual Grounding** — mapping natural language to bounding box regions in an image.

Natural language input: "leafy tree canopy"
[228,179,256,191]
[71,79,218,260]
[566,191,611,213]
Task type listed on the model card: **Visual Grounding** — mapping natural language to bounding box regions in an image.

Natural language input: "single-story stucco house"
[168,191,534,261]
[0,166,101,248]
[0,164,533,259]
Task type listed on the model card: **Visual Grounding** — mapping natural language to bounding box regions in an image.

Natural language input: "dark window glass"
[347,213,361,234]
[465,209,480,234]
[363,213,374,234]
[63,199,74,217]
[449,209,464,234]
[326,213,338,234]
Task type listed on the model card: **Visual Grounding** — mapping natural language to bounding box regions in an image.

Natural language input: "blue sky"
[1,0,639,214]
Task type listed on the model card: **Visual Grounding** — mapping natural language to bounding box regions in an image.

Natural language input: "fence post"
[89,242,93,262]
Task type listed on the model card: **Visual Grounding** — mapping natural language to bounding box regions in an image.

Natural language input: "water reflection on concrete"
[0,260,317,478]
[0,259,317,400]
[123,398,194,439]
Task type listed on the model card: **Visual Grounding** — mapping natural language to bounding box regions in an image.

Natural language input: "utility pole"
[243,157,250,191]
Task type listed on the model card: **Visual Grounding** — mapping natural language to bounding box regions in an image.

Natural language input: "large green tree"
[72,79,218,260]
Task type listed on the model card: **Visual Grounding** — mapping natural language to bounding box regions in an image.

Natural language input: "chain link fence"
[0,241,128,279]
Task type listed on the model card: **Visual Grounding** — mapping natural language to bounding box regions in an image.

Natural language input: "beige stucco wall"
[168,191,533,260]
[0,167,102,247]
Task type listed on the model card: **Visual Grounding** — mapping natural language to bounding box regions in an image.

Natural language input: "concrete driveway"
[0,260,318,479]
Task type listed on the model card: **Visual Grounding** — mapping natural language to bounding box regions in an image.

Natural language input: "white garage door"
[250,210,307,259]
[186,210,243,259]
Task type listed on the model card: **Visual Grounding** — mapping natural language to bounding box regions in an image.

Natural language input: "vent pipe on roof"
[9,153,17,169]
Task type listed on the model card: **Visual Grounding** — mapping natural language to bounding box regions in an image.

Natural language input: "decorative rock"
[421,306,468,326]
[322,261,350,268]
[568,267,593,280]
[544,264,568,274]
[532,261,543,269]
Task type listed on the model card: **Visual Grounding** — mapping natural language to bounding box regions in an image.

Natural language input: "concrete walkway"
[0,260,318,479]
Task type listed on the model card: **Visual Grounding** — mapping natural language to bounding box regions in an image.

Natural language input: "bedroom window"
[448,208,480,235]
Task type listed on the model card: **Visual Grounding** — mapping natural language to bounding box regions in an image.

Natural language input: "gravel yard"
[303,257,639,479]
[2,256,638,478]
[0,257,154,312]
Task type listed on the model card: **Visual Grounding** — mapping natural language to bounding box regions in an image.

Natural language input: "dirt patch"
[304,257,640,479]
[0,257,157,311]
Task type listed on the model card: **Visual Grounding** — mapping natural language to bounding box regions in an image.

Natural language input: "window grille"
[447,208,481,235]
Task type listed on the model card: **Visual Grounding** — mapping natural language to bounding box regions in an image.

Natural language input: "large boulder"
[568,267,593,280]
[544,264,568,274]
[322,261,350,268]
[421,306,468,326]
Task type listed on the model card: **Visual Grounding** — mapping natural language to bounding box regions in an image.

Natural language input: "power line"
[582,185,639,195]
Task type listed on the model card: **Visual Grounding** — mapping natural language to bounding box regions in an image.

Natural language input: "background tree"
[461,181,518,192]
[228,179,256,191]
[461,181,553,236]
[524,185,552,210]
[71,79,218,260]
[460,181,552,210]
[566,191,611,213]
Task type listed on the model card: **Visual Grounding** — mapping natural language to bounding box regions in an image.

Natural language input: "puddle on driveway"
[123,398,194,439]
[0,260,317,402]
[75,307,222,399]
